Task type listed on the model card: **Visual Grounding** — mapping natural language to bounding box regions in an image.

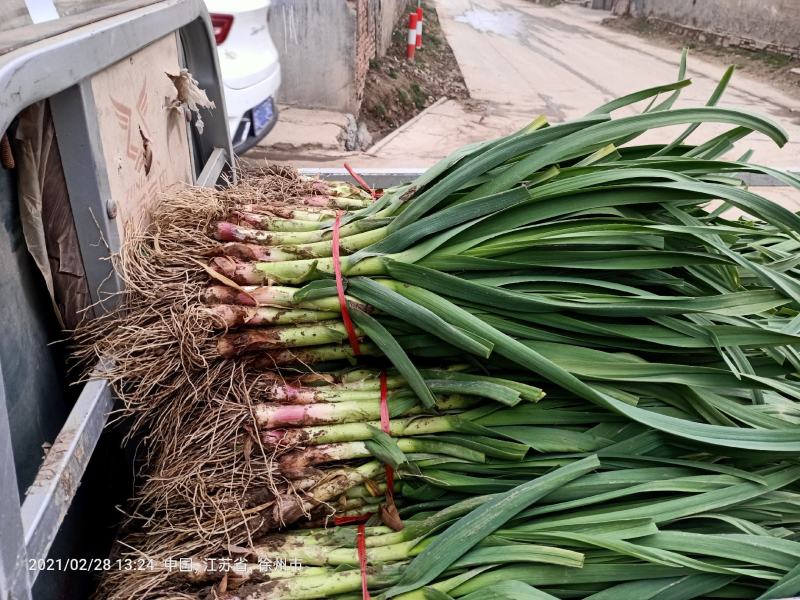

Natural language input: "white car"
[205,0,281,154]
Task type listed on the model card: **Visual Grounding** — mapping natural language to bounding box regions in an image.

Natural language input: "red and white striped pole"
[406,12,418,61]
[415,7,423,48]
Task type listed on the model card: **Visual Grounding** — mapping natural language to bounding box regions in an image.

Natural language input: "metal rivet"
[106,199,117,219]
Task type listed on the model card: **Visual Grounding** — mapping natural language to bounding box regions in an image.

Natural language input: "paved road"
[433,0,800,169]
[256,0,800,187]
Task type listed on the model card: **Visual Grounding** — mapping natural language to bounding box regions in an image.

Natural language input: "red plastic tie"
[344,162,381,199]
[357,523,371,600]
[334,513,373,526]
[332,212,361,355]
[379,371,395,497]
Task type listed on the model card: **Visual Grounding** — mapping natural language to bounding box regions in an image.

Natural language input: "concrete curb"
[364,96,450,156]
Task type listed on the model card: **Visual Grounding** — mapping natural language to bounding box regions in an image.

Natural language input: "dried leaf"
[139,126,153,175]
[380,498,404,531]
[187,256,258,305]
[364,478,383,497]
[166,69,215,134]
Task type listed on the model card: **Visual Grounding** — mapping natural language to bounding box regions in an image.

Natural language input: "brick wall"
[354,0,408,112]
[353,0,377,113]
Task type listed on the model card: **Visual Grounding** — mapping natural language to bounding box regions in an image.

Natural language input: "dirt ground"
[360,1,469,141]
[605,17,800,99]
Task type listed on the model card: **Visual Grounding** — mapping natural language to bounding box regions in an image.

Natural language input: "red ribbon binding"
[344,162,381,199]
[333,513,373,526]
[357,523,371,600]
[332,514,372,599]
[332,212,361,355]
[379,371,395,497]
[332,372,394,600]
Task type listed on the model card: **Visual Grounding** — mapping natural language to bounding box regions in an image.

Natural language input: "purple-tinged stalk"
[216,323,365,358]
[208,241,277,261]
[201,284,369,313]
[230,210,328,232]
[213,222,388,260]
[219,213,389,240]
[208,254,385,285]
[252,394,475,429]
[205,305,340,328]
[213,222,322,246]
